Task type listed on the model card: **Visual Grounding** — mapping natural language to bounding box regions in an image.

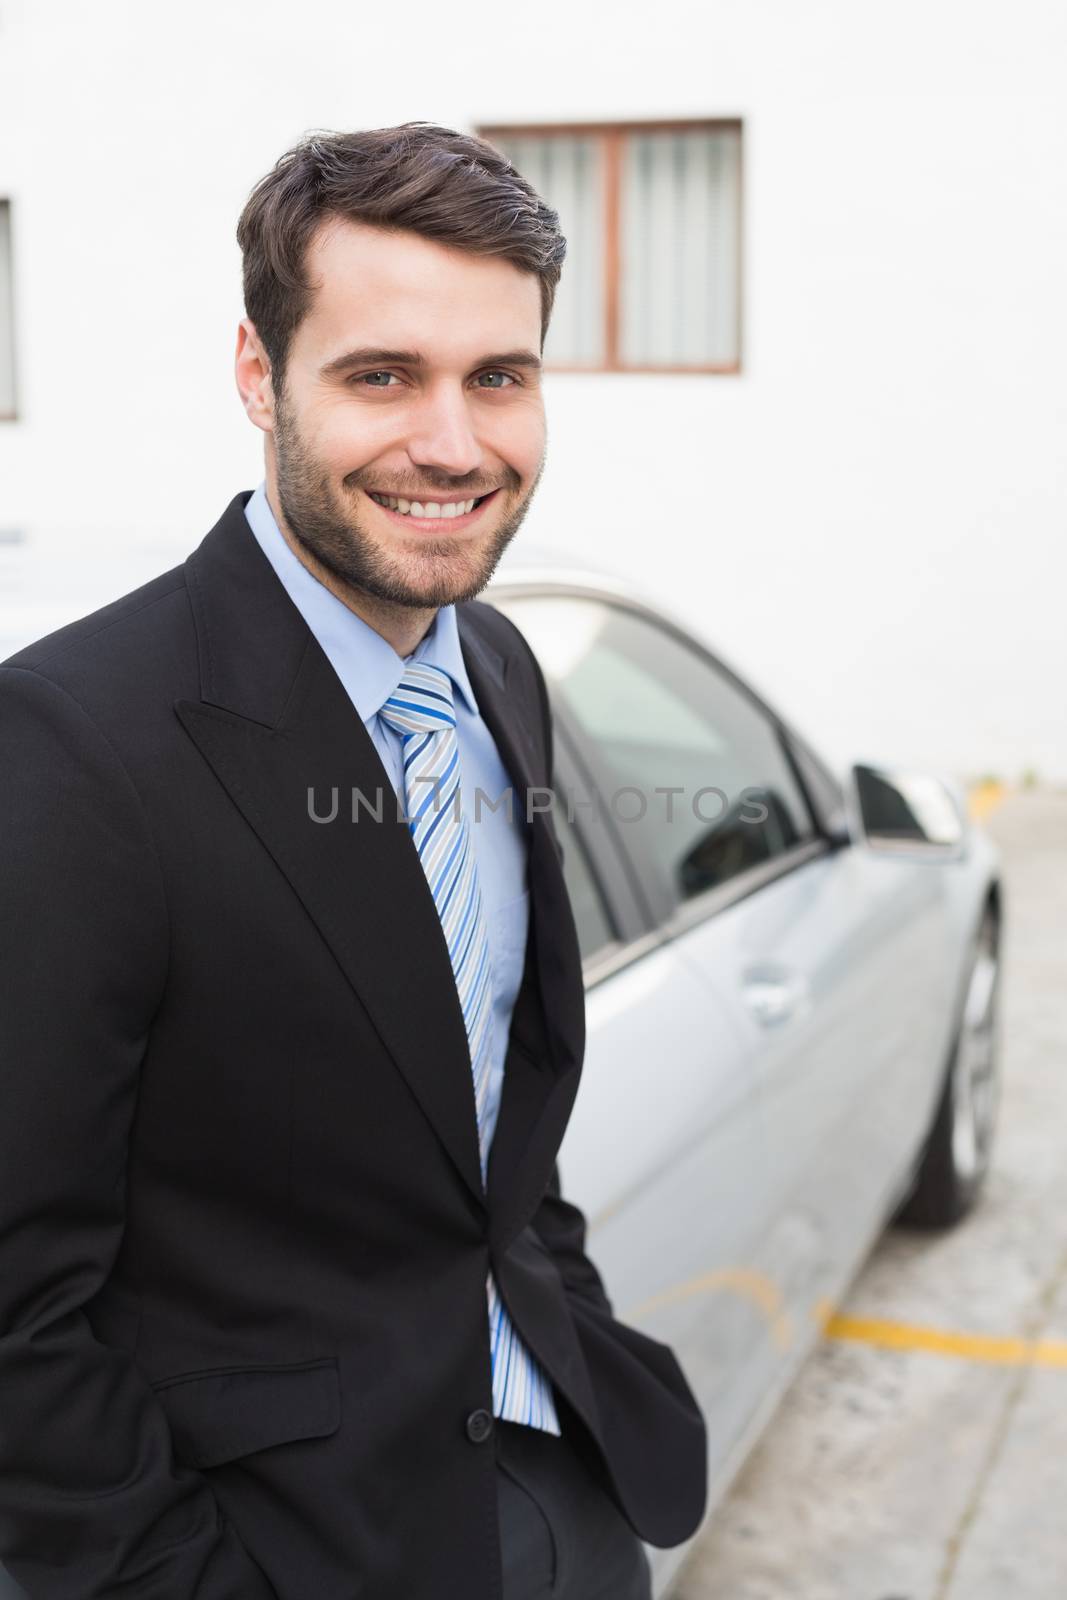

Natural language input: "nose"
[404,382,485,479]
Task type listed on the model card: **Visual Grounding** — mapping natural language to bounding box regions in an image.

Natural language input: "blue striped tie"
[379,662,561,1435]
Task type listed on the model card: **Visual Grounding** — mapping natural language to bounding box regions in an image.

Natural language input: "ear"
[235,318,276,433]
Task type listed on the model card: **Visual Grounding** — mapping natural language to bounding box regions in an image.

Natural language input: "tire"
[893,902,1002,1229]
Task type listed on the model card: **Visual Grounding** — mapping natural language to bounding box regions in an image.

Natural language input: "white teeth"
[369,493,479,518]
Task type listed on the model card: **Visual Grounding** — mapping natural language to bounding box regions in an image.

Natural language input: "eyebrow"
[319,347,543,380]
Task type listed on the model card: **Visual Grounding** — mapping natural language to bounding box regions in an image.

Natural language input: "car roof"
[488,547,708,649]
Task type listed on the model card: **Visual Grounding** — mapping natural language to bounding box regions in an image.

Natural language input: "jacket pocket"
[150,1356,341,1469]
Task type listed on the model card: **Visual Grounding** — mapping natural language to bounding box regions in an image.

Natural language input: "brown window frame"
[477,118,743,376]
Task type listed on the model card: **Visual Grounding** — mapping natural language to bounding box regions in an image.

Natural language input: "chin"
[412,563,497,608]
[396,534,508,602]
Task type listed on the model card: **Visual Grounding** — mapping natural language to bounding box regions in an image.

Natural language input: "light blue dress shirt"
[244,483,530,1159]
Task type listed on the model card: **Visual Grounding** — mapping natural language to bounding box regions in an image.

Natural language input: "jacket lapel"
[174,494,582,1228]
[177,495,486,1206]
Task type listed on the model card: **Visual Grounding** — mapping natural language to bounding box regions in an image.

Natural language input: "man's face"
[265,219,547,610]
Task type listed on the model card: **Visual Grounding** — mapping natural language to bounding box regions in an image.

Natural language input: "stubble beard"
[272,392,544,611]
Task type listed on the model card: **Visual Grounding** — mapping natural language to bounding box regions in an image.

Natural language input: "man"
[0,124,706,1599]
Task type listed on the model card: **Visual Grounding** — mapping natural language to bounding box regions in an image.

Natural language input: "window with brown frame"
[0,201,15,418]
[478,120,742,374]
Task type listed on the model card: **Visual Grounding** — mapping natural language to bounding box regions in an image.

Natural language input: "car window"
[503,595,815,913]
[550,796,616,963]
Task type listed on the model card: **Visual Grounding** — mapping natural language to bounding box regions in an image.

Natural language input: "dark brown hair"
[236,122,566,387]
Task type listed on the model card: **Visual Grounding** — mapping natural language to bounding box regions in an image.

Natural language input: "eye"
[475,370,516,389]
[357,371,400,388]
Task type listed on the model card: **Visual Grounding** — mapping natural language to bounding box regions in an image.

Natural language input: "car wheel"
[893,903,1002,1229]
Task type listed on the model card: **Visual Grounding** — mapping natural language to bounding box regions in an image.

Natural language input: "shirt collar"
[411,595,478,718]
[243,482,479,725]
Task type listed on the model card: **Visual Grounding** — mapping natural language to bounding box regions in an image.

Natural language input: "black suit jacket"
[0,493,707,1599]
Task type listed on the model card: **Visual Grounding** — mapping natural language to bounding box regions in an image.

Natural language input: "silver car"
[488,563,1003,1599]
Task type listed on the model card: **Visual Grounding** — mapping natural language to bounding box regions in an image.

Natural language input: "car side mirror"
[838,763,970,859]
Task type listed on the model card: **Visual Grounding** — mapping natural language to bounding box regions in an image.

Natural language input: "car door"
[498,586,952,1380]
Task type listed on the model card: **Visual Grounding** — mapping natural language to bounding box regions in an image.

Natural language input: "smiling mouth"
[366,490,496,519]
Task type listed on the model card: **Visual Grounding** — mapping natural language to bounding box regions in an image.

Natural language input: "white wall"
[1,0,1065,782]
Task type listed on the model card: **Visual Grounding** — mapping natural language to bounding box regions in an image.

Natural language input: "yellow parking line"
[818,1309,1067,1369]
[628,1268,795,1351]
[626,1278,1067,1370]
[968,779,1005,823]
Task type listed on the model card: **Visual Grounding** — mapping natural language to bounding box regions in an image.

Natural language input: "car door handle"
[740,966,810,1027]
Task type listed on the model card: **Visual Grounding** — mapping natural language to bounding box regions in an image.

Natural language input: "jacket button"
[465,1408,494,1444]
